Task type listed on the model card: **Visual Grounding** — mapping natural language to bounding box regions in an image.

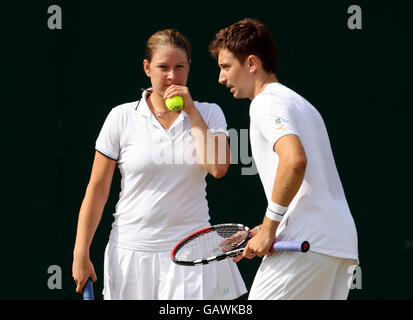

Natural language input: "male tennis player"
[209,18,359,299]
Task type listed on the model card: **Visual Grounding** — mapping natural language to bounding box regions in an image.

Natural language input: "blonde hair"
[145,29,191,63]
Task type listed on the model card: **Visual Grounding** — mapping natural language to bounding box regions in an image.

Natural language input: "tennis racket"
[171,223,310,266]
[82,278,94,300]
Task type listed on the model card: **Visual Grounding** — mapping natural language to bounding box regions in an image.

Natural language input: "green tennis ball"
[165,96,184,111]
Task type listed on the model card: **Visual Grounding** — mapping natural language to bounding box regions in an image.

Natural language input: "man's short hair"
[209,18,279,74]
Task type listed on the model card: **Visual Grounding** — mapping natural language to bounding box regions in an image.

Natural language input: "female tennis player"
[72,29,247,300]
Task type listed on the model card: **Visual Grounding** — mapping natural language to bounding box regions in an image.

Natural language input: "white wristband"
[265,201,288,222]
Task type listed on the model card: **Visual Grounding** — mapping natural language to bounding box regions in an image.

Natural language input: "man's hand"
[232,218,279,263]
[242,230,275,259]
[219,231,248,253]
[232,224,268,263]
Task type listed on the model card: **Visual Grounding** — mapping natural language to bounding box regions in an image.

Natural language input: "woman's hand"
[72,253,97,293]
[163,85,196,116]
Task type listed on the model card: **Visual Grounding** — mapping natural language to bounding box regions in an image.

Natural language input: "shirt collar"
[136,89,151,118]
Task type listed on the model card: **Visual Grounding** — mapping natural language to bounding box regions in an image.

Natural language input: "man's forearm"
[271,156,306,206]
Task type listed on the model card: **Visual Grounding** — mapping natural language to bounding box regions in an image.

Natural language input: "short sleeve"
[255,94,299,149]
[206,104,229,136]
[95,108,120,160]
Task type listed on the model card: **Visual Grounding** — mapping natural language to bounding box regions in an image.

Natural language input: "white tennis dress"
[95,90,247,300]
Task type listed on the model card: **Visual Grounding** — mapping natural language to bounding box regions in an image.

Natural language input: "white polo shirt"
[249,82,358,260]
[96,90,228,252]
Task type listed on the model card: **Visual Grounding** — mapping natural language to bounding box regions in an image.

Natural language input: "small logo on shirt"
[275,116,288,124]
[275,117,288,130]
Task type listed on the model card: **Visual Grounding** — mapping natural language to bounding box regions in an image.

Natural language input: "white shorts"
[248,251,358,300]
[103,241,247,300]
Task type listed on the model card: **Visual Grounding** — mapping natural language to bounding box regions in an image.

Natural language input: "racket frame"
[171,223,310,266]
[171,223,250,266]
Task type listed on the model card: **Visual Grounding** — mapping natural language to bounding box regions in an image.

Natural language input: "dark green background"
[1,0,412,300]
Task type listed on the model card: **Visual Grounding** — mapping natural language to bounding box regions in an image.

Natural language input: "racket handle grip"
[272,240,310,253]
[82,278,94,300]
